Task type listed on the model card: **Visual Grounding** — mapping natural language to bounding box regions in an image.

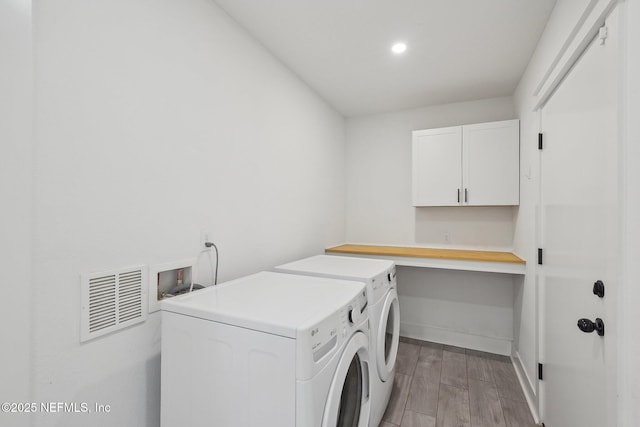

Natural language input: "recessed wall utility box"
[149,260,197,313]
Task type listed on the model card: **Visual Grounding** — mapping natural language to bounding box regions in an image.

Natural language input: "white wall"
[398,267,515,354]
[512,0,601,411]
[346,97,517,249]
[31,1,345,426]
[0,1,33,427]
[345,97,518,354]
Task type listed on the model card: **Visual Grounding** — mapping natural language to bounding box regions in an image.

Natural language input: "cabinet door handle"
[465,188,468,203]
[457,188,460,203]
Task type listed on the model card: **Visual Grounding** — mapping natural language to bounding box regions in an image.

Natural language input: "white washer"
[274,255,400,427]
[160,271,371,427]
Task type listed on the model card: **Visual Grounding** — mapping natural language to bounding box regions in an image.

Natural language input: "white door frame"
[619,1,640,425]
[533,0,619,110]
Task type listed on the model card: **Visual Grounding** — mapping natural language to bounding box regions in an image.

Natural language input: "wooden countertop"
[326,244,525,263]
[325,244,526,275]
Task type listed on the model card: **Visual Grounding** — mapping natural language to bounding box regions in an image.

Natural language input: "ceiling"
[212,0,557,117]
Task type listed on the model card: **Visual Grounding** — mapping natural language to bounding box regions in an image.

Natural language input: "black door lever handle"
[577,318,605,336]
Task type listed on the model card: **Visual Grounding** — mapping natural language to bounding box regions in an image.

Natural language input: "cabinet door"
[462,120,519,206]
[412,126,462,206]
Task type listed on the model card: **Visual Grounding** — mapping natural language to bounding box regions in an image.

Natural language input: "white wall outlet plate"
[200,230,213,247]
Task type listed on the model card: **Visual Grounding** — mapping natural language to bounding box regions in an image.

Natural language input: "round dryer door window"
[323,332,371,427]
[377,288,400,382]
[337,354,362,426]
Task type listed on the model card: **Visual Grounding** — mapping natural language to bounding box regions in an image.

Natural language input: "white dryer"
[274,255,400,427]
[160,271,371,427]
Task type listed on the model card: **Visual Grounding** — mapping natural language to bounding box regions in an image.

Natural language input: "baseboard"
[513,351,536,398]
[511,351,541,424]
[400,321,512,356]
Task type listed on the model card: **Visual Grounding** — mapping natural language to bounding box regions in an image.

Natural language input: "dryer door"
[377,288,400,382]
[322,331,371,427]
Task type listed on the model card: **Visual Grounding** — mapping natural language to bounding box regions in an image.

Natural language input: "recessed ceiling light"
[391,42,407,54]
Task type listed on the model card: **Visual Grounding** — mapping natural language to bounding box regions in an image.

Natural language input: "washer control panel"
[297,288,369,381]
[370,265,397,301]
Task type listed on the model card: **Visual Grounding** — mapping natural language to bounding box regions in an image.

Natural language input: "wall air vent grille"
[88,274,117,333]
[81,266,147,342]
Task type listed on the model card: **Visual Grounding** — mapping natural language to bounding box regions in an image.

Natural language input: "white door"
[539,8,618,427]
[412,126,462,206]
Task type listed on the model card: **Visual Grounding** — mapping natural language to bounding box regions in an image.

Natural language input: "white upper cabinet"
[412,119,519,206]
[412,126,463,206]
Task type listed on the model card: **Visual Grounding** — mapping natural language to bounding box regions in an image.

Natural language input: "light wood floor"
[379,338,538,427]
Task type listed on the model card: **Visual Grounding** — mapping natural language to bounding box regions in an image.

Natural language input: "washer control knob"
[348,308,356,324]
